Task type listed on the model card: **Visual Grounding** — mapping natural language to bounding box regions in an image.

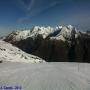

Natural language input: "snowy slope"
[0,62,90,90]
[0,40,44,63]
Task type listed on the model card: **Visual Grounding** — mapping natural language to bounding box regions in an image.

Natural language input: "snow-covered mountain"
[4,25,82,43]
[4,25,90,62]
[5,26,54,43]
[30,26,54,39]
[0,40,44,63]
[50,25,80,41]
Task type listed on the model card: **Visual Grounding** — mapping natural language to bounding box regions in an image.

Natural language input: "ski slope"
[0,62,90,90]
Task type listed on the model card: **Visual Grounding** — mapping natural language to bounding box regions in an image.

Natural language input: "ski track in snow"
[0,62,90,90]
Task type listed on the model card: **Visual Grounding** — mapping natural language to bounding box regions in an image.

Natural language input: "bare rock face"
[4,25,90,62]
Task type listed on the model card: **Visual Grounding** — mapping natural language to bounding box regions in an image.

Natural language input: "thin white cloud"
[17,0,62,23]
[17,0,35,12]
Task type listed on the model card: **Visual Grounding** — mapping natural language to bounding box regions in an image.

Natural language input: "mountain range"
[3,25,90,62]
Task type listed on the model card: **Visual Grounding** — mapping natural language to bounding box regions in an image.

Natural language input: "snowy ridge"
[5,26,54,42]
[30,26,54,39]
[5,25,88,42]
[0,40,44,63]
[50,25,80,41]
[5,30,31,42]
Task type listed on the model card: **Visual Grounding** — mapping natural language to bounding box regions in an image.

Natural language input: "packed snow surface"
[0,40,44,63]
[0,62,90,90]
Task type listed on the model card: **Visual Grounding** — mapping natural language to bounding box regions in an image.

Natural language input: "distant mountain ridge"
[4,25,82,42]
[4,25,90,62]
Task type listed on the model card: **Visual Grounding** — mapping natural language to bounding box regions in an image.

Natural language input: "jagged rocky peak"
[50,25,79,41]
[55,25,63,30]
[67,25,73,29]
[60,25,78,39]
[5,26,54,42]
[30,26,54,38]
[4,25,88,43]
[55,25,74,31]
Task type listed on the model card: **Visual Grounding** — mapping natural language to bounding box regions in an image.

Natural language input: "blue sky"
[0,0,90,36]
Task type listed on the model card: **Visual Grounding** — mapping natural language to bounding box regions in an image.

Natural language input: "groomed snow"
[0,40,44,63]
[0,62,90,90]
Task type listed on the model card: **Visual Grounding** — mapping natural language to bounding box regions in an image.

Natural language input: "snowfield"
[0,62,90,90]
